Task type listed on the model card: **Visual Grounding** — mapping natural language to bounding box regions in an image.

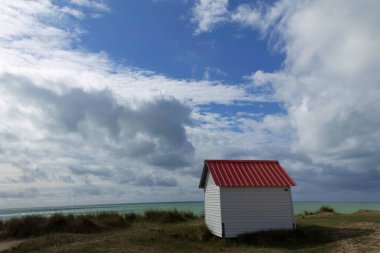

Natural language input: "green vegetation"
[1,213,126,238]
[0,208,379,253]
[302,205,335,216]
[318,205,335,213]
[0,210,197,239]
[143,210,196,223]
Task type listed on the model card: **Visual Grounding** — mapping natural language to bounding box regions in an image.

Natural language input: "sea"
[1,201,380,220]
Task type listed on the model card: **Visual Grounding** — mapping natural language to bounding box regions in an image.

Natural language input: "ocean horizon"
[1,201,380,220]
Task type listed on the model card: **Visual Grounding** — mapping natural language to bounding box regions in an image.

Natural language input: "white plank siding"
[204,171,222,237]
[220,187,295,238]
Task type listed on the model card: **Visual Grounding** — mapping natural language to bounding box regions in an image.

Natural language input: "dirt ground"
[335,222,380,253]
[0,240,24,252]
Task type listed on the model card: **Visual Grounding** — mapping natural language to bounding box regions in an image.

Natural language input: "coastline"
[2,201,380,220]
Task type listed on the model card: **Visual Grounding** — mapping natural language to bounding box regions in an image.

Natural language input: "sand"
[0,239,24,252]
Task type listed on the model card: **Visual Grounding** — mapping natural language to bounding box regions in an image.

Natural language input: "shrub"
[182,211,197,220]
[72,216,101,234]
[96,212,128,228]
[144,209,196,223]
[302,210,314,216]
[318,206,335,213]
[163,222,212,242]
[47,214,76,233]
[193,223,212,241]
[4,215,46,238]
[124,212,141,223]
[302,206,335,216]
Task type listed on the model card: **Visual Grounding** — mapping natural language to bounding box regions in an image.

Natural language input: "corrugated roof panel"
[239,164,251,186]
[202,160,296,187]
[244,162,259,186]
[261,162,277,185]
[268,162,287,186]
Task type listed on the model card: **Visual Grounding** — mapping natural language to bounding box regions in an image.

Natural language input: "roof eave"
[198,163,208,189]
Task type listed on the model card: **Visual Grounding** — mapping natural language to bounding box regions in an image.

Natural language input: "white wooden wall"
[204,171,222,237]
[220,187,295,238]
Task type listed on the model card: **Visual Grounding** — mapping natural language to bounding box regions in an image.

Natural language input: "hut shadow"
[229,225,375,250]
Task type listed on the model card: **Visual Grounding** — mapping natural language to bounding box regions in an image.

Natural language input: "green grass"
[1,208,380,253]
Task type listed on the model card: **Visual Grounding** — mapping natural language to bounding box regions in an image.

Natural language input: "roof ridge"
[205,160,279,162]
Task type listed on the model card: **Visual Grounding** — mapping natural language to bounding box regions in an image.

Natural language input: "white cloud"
[202,66,227,80]
[191,0,281,35]
[230,4,262,28]
[249,0,380,171]
[61,6,85,19]
[0,0,275,207]
[190,0,380,200]
[3,0,379,206]
[69,0,110,12]
[192,0,229,35]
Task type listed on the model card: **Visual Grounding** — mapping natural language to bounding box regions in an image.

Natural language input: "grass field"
[1,209,380,253]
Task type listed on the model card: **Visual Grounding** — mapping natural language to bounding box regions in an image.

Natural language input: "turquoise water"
[0,202,204,220]
[1,201,380,220]
[294,202,380,214]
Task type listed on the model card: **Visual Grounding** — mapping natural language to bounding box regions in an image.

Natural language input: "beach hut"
[199,160,297,238]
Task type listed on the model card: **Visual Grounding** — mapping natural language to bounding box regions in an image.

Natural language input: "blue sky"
[0,0,380,208]
[79,0,286,132]
[81,0,284,82]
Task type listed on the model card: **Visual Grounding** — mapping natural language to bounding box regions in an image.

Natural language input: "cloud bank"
[0,0,267,207]
[191,0,380,200]
[1,0,380,207]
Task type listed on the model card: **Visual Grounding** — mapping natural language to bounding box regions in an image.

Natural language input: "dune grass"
[1,207,379,253]
[143,209,196,223]
[0,209,198,239]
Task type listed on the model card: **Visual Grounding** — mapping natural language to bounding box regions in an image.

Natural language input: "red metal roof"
[199,160,296,188]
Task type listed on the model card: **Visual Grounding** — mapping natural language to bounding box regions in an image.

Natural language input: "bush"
[4,215,46,238]
[124,212,141,223]
[72,216,101,234]
[302,206,335,216]
[96,213,128,228]
[193,223,212,241]
[318,206,335,213]
[302,210,314,216]
[45,214,72,233]
[163,222,212,242]
[144,209,196,223]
